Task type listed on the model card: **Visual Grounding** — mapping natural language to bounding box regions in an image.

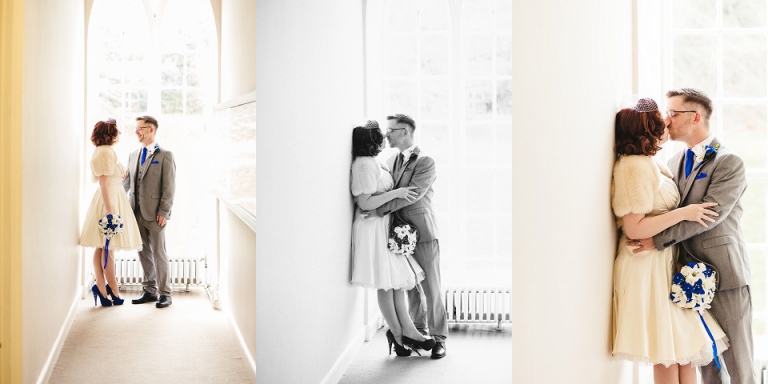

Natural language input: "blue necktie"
[141,147,147,165]
[684,149,695,178]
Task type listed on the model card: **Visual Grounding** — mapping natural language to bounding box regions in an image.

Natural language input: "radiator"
[444,288,511,330]
[113,257,205,291]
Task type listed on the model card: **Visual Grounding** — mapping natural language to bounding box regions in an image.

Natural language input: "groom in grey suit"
[123,115,177,309]
[635,89,757,383]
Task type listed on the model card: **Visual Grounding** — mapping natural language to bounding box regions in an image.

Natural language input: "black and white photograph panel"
[253,1,511,383]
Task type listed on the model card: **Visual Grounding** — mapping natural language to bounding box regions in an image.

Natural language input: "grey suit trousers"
[135,209,172,296]
[700,286,757,384]
[408,239,448,342]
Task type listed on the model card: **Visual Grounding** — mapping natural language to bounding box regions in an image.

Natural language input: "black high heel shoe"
[91,285,113,307]
[386,330,413,357]
[105,284,124,305]
[402,335,436,351]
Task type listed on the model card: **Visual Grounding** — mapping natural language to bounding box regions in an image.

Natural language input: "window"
[368,0,513,288]
[87,0,218,260]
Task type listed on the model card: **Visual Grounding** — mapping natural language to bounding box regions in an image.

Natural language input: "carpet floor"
[49,287,254,384]
[339,324,512,384]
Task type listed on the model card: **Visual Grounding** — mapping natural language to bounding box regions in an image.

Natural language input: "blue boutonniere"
[695,143,720,171]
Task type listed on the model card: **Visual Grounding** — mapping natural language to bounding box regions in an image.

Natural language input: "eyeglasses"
[387,128,407,133]
[136,126,151,130]
[666,110,697,118]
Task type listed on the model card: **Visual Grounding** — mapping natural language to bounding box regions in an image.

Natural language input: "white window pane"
[126,90,148,115]
[466,215,495,256]
[420,35,451,76]
[496,215,512,265]
[387,0,419,31]
[100,90,123,117]
[162,54,184,86]
[465,124,494,166]
[466,172,496,213]
[464,35,493,76]
[186,90,204,115]
[497,35,512,76]
[388,79,417,113]
[419,123,451,168]
[388,35,418,76]
[465,80,494,120]
[673,0,716,29]
[496,0,512,31]
[742,179,766,243]
[186,54,201,86]
[420,0,451,31]
[496,123,512,168]
[722,104,768,169]
[497,171,511,213]
[421,80,451,119]
[497,79,512,117]
[673,35,717,95]
[463,0,494,31]
[723,0,766,28]
[161,89,184,114]
[723,35,767,98]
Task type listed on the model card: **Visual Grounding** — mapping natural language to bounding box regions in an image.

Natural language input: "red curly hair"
[91,119,119,146]
[614,108,666,157]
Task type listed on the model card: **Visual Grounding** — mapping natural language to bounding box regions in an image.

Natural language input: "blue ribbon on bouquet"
[698,311,721,370]
[98,214,123,269]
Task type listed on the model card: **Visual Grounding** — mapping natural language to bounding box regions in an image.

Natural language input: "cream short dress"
[79,145,142,251]
[611,155,728,367]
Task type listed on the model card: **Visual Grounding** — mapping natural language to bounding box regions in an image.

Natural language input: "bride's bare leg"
[678,363,696,384]
[653,364,679,384]
[92,248,107,297]
[393,288,426,341]
[104,249,121,298]
[377,289,403,345]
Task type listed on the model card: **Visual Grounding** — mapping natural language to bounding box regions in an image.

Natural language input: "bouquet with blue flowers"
[98,214,124,269]
[670,261,721,369]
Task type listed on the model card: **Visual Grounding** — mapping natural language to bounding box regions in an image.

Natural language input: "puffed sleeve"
[611,155,660,218]
[91,146,117,177]
[350,157,379,197]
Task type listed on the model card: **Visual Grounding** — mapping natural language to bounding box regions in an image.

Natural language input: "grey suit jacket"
[653,138,750,290]
[123,145,176,222]
[375,147,439,242]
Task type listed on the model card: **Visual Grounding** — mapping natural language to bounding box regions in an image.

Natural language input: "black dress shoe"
[430,342,446,359]
[131,291,158,304]
[156,295,172,308]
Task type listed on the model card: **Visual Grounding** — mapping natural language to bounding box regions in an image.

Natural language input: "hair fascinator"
[634,98,658,113]
[104,118,116,125]
[364,120,379,129]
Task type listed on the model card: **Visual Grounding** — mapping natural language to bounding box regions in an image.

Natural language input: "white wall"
[511,1,634,383]
[21,0,85,382]
[221,0,256,101]
[254,1,366,383]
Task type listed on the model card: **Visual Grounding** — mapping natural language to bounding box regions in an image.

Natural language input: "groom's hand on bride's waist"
[361,209,382,219]
[628,237,655,253]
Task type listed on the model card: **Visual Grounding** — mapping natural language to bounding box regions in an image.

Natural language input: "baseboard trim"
[226,310,257,382]
[36,286,81,384]
[319,326,366,384]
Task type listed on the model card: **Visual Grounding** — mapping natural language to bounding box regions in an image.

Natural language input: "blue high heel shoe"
[105,284,124,305]
[91,284,113,307]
